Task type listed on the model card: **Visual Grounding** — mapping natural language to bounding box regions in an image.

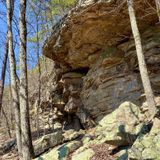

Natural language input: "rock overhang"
[43,0,157,70]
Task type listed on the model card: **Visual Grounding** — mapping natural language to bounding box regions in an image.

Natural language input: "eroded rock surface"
[41,0,160,124]
[34,101,145,160]
[43,0,157,69]
[32,1,160,159]
[34,130,63,156]
[129,118,160,160]
[96,102,143,146]
[39,27,160,127]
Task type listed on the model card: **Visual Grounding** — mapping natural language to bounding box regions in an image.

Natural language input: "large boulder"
[96,102,143,146]
[34,130,63,156]
[34,140,82,160]
[129,118,160,160]
[72,148,95,160]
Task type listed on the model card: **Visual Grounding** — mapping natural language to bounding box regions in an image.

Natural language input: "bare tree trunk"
[0,30,12,138]
[155,0,160,22]
[0,36,8,113]
[1,108,12,138]
[127,0,157,120]
[19,0,34,159]
[35,15,41,138]
[6,0,22,158]
[9,76,14,130]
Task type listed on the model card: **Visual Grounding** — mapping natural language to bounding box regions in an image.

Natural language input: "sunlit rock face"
[81,27,160,120]
[42,0,160,123]
[81,60,142,119]
[43,0,157,70]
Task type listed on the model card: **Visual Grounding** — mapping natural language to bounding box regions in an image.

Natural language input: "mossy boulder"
[35,140,82,160]
[34,130,63,156]
[96,102,143,146]
[129,118,160,160]
[63,129,84,141]
[72,148,95,160]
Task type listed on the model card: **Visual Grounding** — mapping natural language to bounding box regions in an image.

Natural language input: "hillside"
[0,0,160,160]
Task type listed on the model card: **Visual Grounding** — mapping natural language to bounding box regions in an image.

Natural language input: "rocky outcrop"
[32,2,160,158]
[81,58,142,120]
[28,1,160,160]
[43,0,157,70]
[34,101,151,160]
[31,70,91,133]
[42,0,160,125]
[81,27,160,120]
[1,1,160,160]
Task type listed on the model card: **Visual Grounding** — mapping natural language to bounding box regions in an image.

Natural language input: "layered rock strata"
[40,0,160,128]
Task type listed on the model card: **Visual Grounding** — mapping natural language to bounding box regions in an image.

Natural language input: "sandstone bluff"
[1,0,160,160]
[31,0,160,159]
[42,0,160,125]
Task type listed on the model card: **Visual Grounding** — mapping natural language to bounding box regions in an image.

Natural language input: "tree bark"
[6,0,22,157]
[1,108,12,138]
[127,0,157,121]
[0,31,12,138]
[19,0,34,159]
[155,0,160,22]
[9,76,14,130]
[0,35,8,113]
[35,15,41,138]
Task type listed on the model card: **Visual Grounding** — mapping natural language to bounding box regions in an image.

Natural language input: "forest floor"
[0,127,117,160]
[66,143,116,160]
[0,127,18,160]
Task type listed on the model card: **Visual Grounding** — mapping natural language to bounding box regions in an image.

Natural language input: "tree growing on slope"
[127,0,157,121]
[0,35,8,114]
[6,0,22,157]
[19,0,34,159]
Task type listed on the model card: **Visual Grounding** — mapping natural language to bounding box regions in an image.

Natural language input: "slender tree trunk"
[0,31,12,138]
[1,108,12,138]
[0,36,8,113]
[19,0,34,159]
[127,0,157,120]
[36,15,41,137]
[6,0,22,157]
[9,76,14,130]
[155,0,160,22]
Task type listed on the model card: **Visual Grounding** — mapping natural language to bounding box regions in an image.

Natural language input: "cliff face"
[81,28,160,120]
[43,0,156,69]
[42,0,160,127]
